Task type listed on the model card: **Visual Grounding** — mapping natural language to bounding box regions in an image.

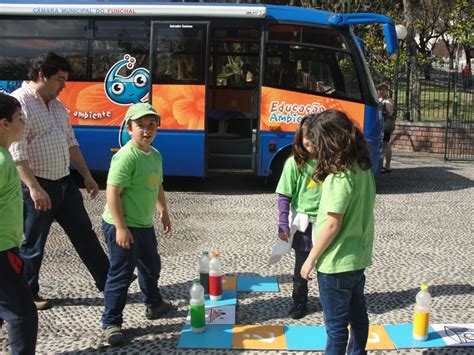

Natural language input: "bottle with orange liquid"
[413,285,431,341]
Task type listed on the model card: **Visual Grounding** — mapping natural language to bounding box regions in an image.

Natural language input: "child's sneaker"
[104,325,124,346]
[145,301,175,320]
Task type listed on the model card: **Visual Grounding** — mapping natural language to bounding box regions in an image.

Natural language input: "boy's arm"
[300,212,343,280]
[156,183,171,234]
[106,184,134,249]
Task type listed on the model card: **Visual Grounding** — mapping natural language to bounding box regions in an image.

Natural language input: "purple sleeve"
[277,194,291,233]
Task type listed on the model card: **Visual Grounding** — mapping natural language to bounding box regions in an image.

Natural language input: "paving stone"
[1,151,473,354]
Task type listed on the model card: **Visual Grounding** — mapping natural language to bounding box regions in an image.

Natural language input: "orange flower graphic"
[172,85,205,130]
[152,85,205,130]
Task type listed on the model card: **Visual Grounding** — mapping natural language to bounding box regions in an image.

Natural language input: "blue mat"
[285,325,327,350]
[178,324,233,349]
[384,324,446,348]
[237,276,279,292]
[204,290,237,307]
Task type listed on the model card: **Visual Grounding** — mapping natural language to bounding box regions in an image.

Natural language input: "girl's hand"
[300,259,315,280]
[161,211,171,235]
[116,227,134,249]
[278,231,290,242]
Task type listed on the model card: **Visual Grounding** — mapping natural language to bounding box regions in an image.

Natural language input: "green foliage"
[448,0,474,46]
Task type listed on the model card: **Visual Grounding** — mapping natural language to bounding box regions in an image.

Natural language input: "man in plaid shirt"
[9,52,109,310]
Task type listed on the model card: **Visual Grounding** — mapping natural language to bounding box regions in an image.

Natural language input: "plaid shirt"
[9,83,78,181]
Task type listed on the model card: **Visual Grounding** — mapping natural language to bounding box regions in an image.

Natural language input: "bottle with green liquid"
[190,279,205,333]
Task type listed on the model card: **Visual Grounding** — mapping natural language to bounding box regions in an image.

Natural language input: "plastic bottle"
[209,251,223,301]
[199,251,210,295]
[413,285,431,341]
[189,279,205,333]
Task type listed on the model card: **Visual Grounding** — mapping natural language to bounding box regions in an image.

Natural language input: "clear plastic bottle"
[209,251,223,301]
[199,251,210,295]
[413,285,431,341]
[189,279,205,333]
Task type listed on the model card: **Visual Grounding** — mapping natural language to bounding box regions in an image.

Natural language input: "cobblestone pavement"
[1,151,473,354]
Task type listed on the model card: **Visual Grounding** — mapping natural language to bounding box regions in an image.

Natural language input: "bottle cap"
[193,279,200,284]
[420,285,428,291]
[211,251,220,257]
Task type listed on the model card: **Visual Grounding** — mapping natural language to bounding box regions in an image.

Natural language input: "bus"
[0,1,398,178]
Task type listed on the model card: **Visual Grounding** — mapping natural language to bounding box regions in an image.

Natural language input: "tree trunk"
[403,0,421,122]
[464,44,472,73]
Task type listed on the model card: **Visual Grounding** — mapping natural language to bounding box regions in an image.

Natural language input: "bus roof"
[0,1,335,24]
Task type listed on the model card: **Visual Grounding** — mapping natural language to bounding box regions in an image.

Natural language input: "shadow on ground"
[376,165,473,194]
[59,322,182,354]
[76,161,473,196]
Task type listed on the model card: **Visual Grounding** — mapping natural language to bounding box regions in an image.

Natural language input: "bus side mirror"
[383,23,398,57]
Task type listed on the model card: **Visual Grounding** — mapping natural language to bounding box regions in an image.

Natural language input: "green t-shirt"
[313,164,375,274]
[0,147,23,251]
[102,142,163,228]
[275,157,321,219]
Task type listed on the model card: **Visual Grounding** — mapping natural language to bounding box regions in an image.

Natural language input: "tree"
[403,0,421,122]
[444,0,474,73]
[411,0,453,79]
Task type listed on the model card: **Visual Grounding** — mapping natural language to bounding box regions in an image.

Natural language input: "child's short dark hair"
[307,110,372,181]
[28,52,72,81]
[377,83,389,91]
[0,93,21,122]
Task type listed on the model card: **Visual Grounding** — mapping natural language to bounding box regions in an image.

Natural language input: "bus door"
[207,25,262,174]
[149,21,209,177]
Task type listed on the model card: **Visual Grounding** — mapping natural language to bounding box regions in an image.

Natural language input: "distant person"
[462,65,469,91]
[377,83,395,173]
[101,103,174,346]
[301,110,376,355]
[9,52,109,310]
[275,114,322,319]
[0,93,38,355]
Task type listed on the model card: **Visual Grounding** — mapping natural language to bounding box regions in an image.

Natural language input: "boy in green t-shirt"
[0,93,38,354]
[101,103,173,346]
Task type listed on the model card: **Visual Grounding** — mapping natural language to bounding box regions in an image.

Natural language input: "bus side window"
[152,26,204,85]
[92,20,150,81]
[0,19,89,81]
[264,43,361,100]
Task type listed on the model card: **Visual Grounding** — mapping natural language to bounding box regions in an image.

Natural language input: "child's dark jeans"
[293,250,310,305]
[101,221,164,328]
[0,248,38,355]
[292,224,313,306]
[317,269,368,355]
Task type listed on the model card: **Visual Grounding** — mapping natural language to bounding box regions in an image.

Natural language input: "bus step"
[208,168,255,175]
[208,137,252,155]
[208,153,252,170]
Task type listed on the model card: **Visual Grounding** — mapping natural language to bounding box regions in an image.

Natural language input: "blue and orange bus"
[0,1,398,177]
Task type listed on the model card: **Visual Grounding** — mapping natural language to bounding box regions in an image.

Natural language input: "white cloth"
[269,209,310,265]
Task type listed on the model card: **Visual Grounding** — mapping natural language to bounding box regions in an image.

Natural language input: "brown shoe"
[34,296,51,310]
